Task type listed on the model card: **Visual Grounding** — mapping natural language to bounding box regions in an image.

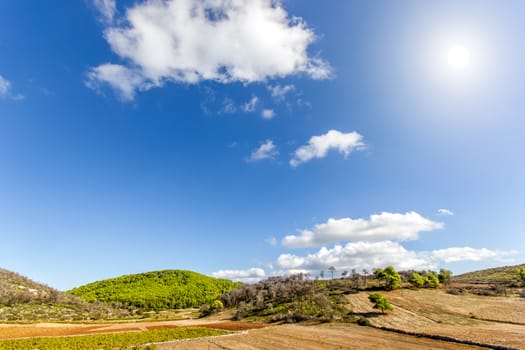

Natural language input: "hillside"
[68,270,241,310]
[0,268,58,305]
[452,263,525,284]
[0,268,130,321]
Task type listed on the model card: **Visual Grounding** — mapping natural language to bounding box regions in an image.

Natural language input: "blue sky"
[0,0,523,290]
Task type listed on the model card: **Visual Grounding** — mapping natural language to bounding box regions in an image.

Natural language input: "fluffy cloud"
[87,0,331,100]
[277,241,434,272]
[276,242,517,276]
[267,84,295,101]
[242,96,259,112]
[290,130,365,167]
[282,211,443,248]
[261,109,276,119]
[86,64,149,101]
[431,247,517,263]
[212,268,266,283]
[247,140,279,161]
[437,208,454,216]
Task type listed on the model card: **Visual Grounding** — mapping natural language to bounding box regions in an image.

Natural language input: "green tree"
[409,272,425,287]
[368,293,393,313]
[517,267,525,283]
[374,266,402,290]
[424,271,440,288]
[438,269,452,285]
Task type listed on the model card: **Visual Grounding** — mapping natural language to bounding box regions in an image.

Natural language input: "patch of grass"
[0,327,228,350]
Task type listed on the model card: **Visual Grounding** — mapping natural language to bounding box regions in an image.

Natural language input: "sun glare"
[447,45,470,69]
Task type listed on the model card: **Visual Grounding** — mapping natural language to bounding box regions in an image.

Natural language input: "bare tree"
[328,266,336,280]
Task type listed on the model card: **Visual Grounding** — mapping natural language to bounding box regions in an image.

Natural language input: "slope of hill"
[0,268,131,321]
[0,268,58,305]
[68,270,241,310]
[452,263,525,284]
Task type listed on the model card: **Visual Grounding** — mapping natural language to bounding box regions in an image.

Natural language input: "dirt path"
[155,323,489,350]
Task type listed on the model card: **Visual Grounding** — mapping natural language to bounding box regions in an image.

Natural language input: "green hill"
[0,268,130,321]
[452,263,525,284]
[68,270,241,310]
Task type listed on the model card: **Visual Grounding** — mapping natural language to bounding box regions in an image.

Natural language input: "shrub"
[368,293,393,313]
[374,266,401,290]
[357,317,370,326]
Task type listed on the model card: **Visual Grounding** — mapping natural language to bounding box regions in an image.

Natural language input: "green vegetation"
[0,327,227,350]
[438,269,452,285]
[409,272,425,287]
[368,293,393,313]
[69,270,240,310]
[374,266,402,290]
[220,274,349,323]
[199,299,224,317]
[517,267,525,283]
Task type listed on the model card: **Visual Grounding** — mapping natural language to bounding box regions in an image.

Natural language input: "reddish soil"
[0,320,265,340]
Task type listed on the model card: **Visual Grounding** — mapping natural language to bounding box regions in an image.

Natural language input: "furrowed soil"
[346,288,525,349]
[155,323,488,350]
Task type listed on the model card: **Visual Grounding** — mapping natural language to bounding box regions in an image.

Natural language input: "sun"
[448,45,471,69]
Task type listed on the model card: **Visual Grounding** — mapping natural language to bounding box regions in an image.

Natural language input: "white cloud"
[247,139,279,162]
[277,241,435,273]
[261,109,276,119]
[212,267,266,283]
[85,64,149,101]
[93,0,116,23]
[431,247,517,263]
[290,130,365,167]
[275,242,518,276]
[87,0,331,99]
[437,208,454,216]
[242,96,259,112]
[267,84,295,101]
[282,211,443,248]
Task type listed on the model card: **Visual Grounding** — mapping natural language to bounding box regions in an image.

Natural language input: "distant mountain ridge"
[452,263,525,283]
[68,269,241,310]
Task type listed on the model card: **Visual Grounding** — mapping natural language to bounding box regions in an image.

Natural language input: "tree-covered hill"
[452,263,525,284]
[68,270,241,310]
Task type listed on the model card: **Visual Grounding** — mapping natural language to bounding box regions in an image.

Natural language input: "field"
[1,288,524,350]
[346,288,525,349]
[156,323,493,350]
